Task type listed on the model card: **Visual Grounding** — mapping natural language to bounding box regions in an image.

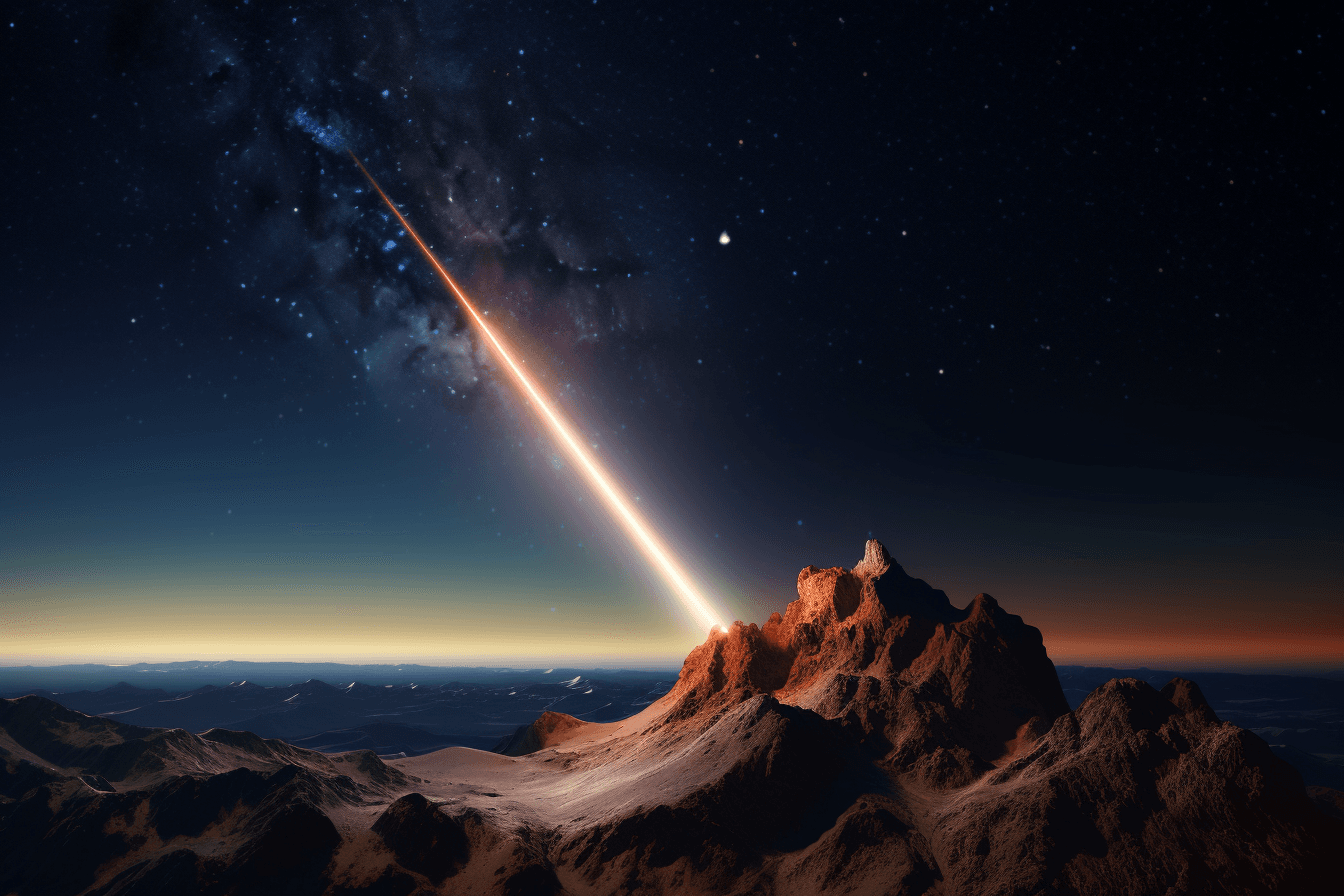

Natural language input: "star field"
[2,1,1339,669]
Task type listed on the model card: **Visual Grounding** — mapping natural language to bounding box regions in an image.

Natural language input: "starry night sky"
[3,1,1340,670]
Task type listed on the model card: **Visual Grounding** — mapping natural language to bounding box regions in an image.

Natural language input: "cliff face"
[1,540,1336,895]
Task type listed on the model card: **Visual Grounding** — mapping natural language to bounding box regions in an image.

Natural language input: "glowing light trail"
[348,150,727,635]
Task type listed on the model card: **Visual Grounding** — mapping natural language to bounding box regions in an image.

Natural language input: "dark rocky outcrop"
[371,793,470,882]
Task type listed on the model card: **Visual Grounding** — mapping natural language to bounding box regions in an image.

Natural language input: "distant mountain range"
[4,675,675,758]
[0,661,678,694]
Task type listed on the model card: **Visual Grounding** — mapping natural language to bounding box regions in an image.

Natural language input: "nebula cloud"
[109,0,676,418]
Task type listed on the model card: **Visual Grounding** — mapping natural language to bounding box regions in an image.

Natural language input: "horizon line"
[1,658,1340,678]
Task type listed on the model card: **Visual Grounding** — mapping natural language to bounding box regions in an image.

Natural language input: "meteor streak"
[347,150,727,636]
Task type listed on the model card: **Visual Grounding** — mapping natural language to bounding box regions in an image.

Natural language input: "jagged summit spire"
[851,538,892,581]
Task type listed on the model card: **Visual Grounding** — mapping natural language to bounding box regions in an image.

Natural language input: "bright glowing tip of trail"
[346,150,728,636]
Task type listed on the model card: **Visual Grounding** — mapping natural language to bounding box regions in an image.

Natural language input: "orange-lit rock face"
[662,540,1068,785]
[790,565,863,630]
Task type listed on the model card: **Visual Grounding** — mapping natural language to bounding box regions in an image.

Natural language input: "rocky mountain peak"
[655,540,1067,785]
[851,537,893,581]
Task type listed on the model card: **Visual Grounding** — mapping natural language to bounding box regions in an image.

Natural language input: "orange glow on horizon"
[1043,628,1344,670]
[348,150,727,636]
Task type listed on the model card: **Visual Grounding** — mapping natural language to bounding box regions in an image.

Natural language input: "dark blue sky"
[3,1,1339,669]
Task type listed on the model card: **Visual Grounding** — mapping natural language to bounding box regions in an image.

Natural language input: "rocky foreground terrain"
[2,540,1337,895]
